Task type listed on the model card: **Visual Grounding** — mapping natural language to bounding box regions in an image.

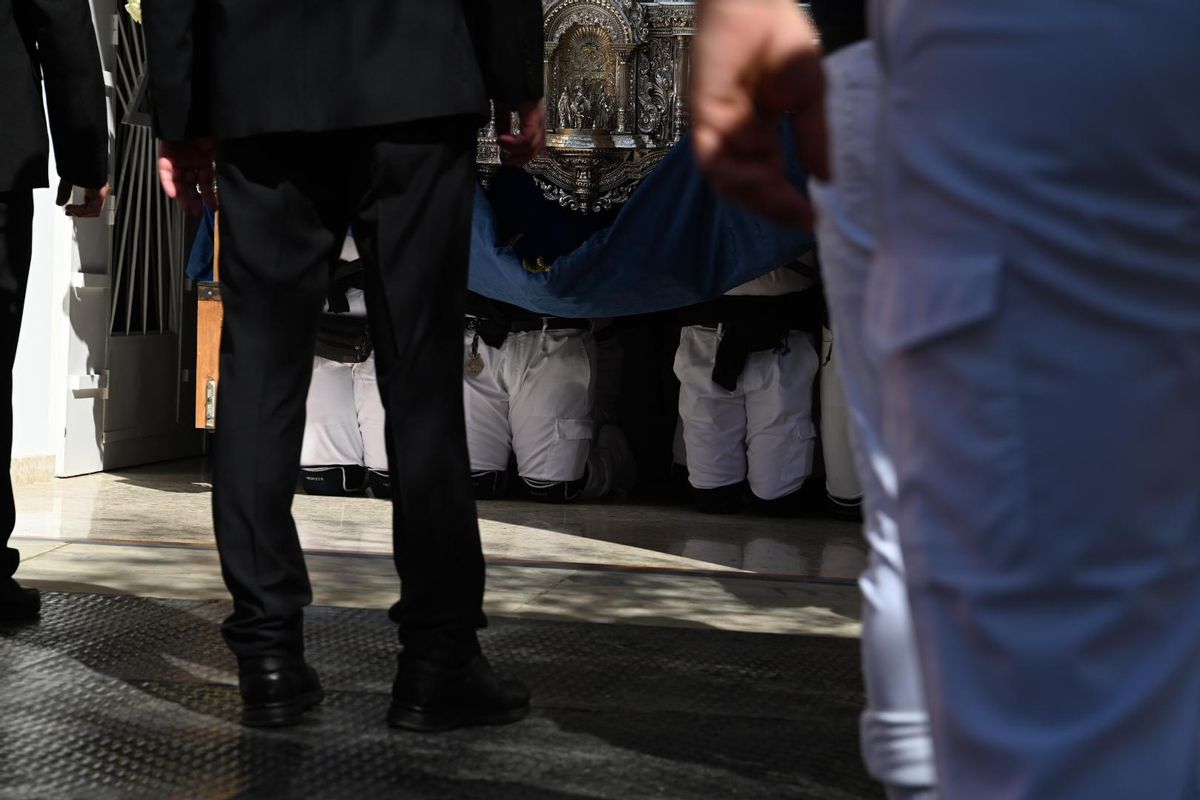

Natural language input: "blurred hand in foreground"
[495,99,547,167]
[691,0,829,227]
[157,138,218,215]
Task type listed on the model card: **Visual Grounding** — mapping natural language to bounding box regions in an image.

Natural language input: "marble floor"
[10,458,866,637]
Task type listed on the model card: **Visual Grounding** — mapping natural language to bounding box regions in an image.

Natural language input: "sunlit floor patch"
[11,537,861,637]
[11,459,866,579]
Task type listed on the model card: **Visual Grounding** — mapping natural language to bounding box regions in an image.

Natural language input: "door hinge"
[204,379,218,430]
[69,372,108,400]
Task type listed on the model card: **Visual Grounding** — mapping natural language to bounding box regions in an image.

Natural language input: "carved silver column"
[543,45,556,129]
[671,35,690,142]
[476,100,501,187]
[615,49,632,134]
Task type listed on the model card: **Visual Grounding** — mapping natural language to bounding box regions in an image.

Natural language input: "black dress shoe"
[238,656,325,728]
[388,653,530,732]
[0,578,41,622]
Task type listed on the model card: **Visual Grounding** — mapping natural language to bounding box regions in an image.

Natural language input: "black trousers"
[1,190,34,582]
[213,118,486,661]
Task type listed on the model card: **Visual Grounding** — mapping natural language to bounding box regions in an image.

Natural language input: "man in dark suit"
[144,0,546,729]
[0,0,109,622]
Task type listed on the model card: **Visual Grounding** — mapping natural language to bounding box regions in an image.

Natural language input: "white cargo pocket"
[545,418,594,480]
[866,251,1003,354]
[555,418,594,442]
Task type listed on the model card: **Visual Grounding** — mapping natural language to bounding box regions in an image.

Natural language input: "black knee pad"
[522,476,585,504]
[670,463,692,501]
[747,487,808,518]
[692,483,745,515]
[827,493,864,521]
[299,465,368,496]
[750,477,831,517]
[367,469,392,500]
[472,470,509,501]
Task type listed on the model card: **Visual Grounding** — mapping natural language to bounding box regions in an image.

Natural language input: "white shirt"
[724,266,814,297]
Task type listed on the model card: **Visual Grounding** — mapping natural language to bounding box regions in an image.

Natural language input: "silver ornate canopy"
[478,1,698,214]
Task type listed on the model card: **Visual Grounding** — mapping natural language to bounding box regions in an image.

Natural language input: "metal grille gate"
[110,10,185,337]
[95,9,203,469]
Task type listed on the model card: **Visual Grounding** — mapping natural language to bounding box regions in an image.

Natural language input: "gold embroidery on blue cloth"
[521,257,552,274]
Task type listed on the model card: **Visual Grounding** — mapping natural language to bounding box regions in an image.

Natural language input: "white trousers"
[870,3,1200,797]
[820,328,864,505]
[810,41,935,792]
[300,353,387,471]
[674,326,819,501]
[463,327,595,482]
[301,287,386,471]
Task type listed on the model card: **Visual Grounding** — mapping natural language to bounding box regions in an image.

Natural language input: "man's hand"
[495,100,547,167]
[56,179,110,218]
[691,0,829,227]
[157,138,217,215]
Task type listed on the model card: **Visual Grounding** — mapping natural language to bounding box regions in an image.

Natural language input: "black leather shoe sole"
[0,586,41,623]
[241,685,326,728]
[386,700,529,733]
[0,607,40,623]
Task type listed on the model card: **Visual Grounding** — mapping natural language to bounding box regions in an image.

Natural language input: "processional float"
[194,1,701,429]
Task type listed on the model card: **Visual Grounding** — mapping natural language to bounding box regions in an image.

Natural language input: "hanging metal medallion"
[465,350,486,377]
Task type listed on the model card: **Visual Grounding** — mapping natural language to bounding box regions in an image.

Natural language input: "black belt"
[465,316,590,349]
[677,288,826,391]
[327,259,365,313]
[711,324,795,392]
[507,318,590,334]
[465,316,589,333]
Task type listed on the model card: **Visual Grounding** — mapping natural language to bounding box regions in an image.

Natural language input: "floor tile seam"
[15,535,860,587]
[16,541,73,562]
[508,570,580,614]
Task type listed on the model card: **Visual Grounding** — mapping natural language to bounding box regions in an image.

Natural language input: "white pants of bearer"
[674,326,820,501]
[869,1,1200,797]
[809,40,935,797]
[463,326,596,486]
[300,286,388,487]
[300,354,387,475]
[819,326,865,512]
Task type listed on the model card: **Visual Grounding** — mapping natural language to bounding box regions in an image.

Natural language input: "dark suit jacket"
[145,0,545,142]
[0,0,108,191]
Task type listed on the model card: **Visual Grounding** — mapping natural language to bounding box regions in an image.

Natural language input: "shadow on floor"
[0,592,880,800]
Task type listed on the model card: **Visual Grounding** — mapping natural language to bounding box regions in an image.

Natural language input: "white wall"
[12,191,62,461]
[12,0,115,471]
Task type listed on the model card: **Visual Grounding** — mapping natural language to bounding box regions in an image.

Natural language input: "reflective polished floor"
[13,458,866,578]
[5,459,877,799]
[11,459,865,636]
